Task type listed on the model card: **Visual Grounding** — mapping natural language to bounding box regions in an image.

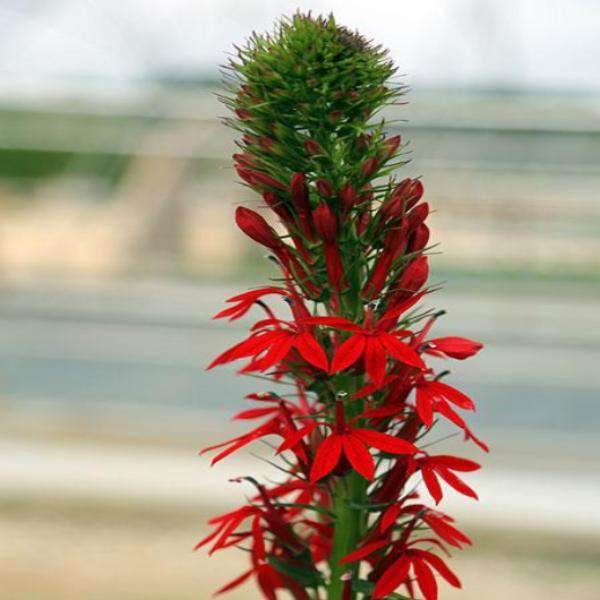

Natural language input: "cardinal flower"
[414,378,476,428]
[213,286,290,321]
[372,547,461,600]
[307,302,425,385]
[207,317,328,373]
[414,454,480,504]
[309,402,417,481]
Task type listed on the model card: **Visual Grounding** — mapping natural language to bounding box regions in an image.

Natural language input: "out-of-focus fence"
[0,88,599,282]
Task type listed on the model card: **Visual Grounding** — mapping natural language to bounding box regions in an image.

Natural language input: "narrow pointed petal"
[413,558,438,600]
[373,556,411,599]
[421,465,443,504]
[215,569,254,595]
[379,332,425,369]
[342,434,375,480]
[339,539,389,564]
[330,334,366,373]
[416,551,462,588]
[353,428,418,455]
[310,435,343,482]
[293,332,329,371]
[437,467,479,500]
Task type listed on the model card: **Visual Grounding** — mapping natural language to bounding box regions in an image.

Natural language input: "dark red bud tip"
[235,108,252,120]
[357,211,371,236]
[235,206,281,251]
[316,179,334,198]
[381,135,402,159]
[304,139,324,155]
[329,110,342,123]
[361,156,380,178]
[356,133,371,151]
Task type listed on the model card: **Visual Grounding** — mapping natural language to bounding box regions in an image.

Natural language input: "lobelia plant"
[198,13,486,600]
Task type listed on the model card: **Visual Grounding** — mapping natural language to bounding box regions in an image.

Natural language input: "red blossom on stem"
[200,14,486,600]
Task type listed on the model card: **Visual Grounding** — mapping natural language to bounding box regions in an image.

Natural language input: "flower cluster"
[199,14,486,600]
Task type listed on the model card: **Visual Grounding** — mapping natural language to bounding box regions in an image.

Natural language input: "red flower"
[213,286,289,321]
[415,379,476,428]
[373,548,461,600]
[415,454,480,504]
[307,305,425,385]
[310,427,417,482]
[207,317,328,373]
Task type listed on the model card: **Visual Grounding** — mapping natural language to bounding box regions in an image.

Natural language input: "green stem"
[327,469,367,599]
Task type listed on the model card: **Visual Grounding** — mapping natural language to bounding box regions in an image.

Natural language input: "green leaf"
[267,555,324,587]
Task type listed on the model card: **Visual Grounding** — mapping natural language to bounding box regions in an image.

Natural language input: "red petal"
[310,435,343,482]
[293,332,329,371]
[436,467,478,500]
[277,421,318,453]
[431,455,480,472]
[426,381,475,410]
[413,558,438,600]
[415,387,435,427]
[207,330,282,369]
[242,334,294,372]
[302,316,362,331]
[342,434,375,480]
[233,407,279,420]
[215,569,254,595]
[421,465,443,504]
[379,332,425,369]
[340,539,389,564]
[416,550,462,588]
[364,336,387,385]
[380,504,402,532]
[353,429,418,455]
[330,334,366,373]
[378,290,427,325]
[373,556,411,599]
[424,514,472,548]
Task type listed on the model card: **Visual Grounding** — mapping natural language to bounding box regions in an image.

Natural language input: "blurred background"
[0,1,599,599]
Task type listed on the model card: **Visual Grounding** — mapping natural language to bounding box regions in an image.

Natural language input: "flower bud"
[408,223,430,253]
[407,203,429,231]
[361,156,379,178]
[316,179,334,198]
[312,203,337,245]
[397,256,429,294]
[262,191,292,223]
[290,172,314,240]
[380,134,401,160]
[339,183,359,213]
[235,206,281,251]
[304,139,324,155]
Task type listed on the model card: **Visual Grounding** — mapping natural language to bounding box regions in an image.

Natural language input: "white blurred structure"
[0,0,599,98]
